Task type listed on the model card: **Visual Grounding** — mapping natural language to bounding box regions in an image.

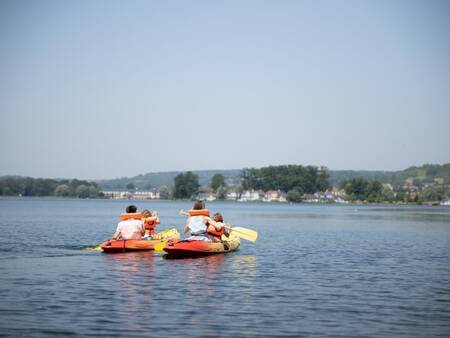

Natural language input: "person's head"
[126,205,137,213]
[213,212,223,222]
[142,209,152,218]
[193,200,205,210]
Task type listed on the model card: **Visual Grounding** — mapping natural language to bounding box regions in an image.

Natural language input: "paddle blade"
[82,244,103,252]
[230,227,258,243]
[178,209,188,216]
[93,245,103,252]
[154,240,168,252]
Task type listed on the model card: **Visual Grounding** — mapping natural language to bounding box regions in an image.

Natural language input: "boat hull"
[100,228,179,253]
[163,233,240,258]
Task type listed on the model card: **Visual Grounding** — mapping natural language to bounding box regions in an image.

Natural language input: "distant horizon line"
[1,162,449,181]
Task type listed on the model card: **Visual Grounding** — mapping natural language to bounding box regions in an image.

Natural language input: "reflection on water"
[0,199,449,337]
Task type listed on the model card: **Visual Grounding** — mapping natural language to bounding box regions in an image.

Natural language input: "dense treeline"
[241,165,331,194]
[339,177,450,203]
[0,177,103,198]
[96,163,450,193]
[339,178,384,202]
[172,171,200,199]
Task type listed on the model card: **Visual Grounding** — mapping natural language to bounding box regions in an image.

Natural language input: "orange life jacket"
[120,213,143,221]
[207,224,225,239]
[188,209,210,217]
[144,217,159,234]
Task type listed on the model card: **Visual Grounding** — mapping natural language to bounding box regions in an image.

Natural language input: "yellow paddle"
[224,226,258,243]
[82,244,103,252]
[178,209,258,243]
[153,240,168,252]
[93,244,103,252]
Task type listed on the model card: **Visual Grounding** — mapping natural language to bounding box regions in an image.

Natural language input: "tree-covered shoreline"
[0,177,103,198]
[1,163,449,204]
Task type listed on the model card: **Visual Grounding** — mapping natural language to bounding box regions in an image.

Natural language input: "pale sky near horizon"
[1,0,449,180]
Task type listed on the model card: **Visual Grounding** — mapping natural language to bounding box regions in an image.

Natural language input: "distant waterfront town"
[1,164,449,205]
[101,187,450,206]
[102,188,345,203]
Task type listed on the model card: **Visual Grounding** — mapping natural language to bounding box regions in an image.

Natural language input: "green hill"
[94,163,450,191]
[96,169,242,191]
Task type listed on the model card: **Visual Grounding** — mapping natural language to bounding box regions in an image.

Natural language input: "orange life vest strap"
[207,225,225,238]
[120,213,143,221]
[188,209,210,217]
[144,218,159,230]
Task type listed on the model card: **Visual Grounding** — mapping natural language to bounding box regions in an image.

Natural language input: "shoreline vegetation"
[1,163,449,205]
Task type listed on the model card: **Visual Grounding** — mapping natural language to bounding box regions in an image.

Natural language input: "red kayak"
[163,233,240,258]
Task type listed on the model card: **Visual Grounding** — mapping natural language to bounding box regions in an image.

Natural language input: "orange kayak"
[100,228,180,253]
[163,233,240,258]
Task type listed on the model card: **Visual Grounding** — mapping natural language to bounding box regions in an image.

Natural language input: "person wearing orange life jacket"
[112,205,145,240]
[183,200,224,242]
[142,209,160,236]
[206,212,230,242]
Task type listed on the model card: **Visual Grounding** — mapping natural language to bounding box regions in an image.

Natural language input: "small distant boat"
[441,198,450,206]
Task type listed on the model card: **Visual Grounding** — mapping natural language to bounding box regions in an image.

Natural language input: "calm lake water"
[0,198,449,337]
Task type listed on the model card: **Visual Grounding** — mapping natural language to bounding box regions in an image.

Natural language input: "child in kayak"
[142,209,160,237]
[112,205,145,240]
[183,200,225,242]
[206,212,230,242]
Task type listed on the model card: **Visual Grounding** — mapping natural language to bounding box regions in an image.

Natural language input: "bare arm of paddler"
[112,225,121,240]
[206,218,224,231]
[183,219,190,234]
[143,215,159,224]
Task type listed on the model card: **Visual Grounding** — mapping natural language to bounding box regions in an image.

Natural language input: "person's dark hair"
[193,200,205,210]
[213,212,223,222]
[142,209,152,217]
[126,205,137,213]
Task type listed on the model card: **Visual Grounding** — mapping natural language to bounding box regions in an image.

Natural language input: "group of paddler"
[99,200,257,255]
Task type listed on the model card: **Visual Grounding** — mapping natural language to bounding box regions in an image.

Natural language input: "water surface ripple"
[0,198,449,337]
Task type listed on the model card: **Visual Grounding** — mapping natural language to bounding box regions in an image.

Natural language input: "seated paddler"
[142,209,160,236]
[206,212,230,242]
[183,200,225,241]
[112,205,145,240]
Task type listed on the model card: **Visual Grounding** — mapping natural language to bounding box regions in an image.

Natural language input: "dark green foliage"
[210,174,226,192]
[340,178,383,202]
[382,163,450,189]
[97,164,450,194]
[241,165,330,193]
[158,185,171,200]
[173,171,200,199]
[216,185,227,200]
[287,188,304,202]
[0,177,101,198]
[420,185,447,202]
[328,170,387,186]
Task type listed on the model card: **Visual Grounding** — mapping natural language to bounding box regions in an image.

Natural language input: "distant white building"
[238,190,263,202]
[102,191,160,200]
[132,191,160,200]
[226,191,238,200]
[441,198,450,206]
[263,190,287,202]
[102,191,131,199]
[196,192,217,201]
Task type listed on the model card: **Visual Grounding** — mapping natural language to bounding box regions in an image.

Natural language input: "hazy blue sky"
[1,0,449,179]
